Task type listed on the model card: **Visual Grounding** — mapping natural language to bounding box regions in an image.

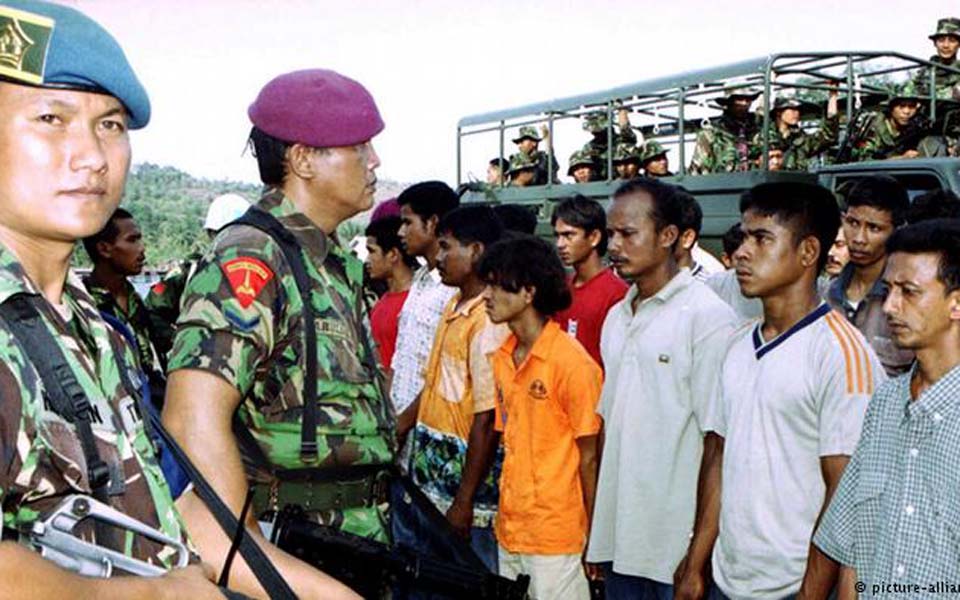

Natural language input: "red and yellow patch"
[221,257,274,308]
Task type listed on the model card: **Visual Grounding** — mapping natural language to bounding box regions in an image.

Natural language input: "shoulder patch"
[221,256,274,308]
[150,281,166,295]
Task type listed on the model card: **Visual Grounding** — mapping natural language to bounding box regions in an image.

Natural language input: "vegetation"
[73,163,407,269]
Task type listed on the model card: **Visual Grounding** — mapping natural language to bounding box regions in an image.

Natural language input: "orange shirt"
[491,320,603,554]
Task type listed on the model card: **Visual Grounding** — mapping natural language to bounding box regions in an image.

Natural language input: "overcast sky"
[67,0,957,186]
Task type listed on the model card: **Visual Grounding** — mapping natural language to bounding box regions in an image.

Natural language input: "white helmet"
[204,193,250,231]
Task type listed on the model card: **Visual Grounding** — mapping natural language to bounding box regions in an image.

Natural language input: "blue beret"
[248,69,384,148]
[0,0,150,129]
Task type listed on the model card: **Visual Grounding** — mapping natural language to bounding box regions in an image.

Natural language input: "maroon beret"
[248,69,385,148]
[370,197,400,222]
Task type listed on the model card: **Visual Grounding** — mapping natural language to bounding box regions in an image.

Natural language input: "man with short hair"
[675,194,715,282]
[689,88,762,174]
[827,175,915,375]
[163,68,386,598]
[487,157,509,186]
[394,181,459,430]
[913,17,960,99]
[824,226,849,278]
[676,182,884,600]
[408,205,507,571]
[814,219,960,594]
[907,188,960,223]
[588,179,737,598]
[365,216,416,373]
[481,234,603,600]
[83,208,165,390]
[551,195,628,369]
[0,1,222,596]
[719,222,745,269]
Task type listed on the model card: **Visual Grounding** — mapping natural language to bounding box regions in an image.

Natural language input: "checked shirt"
[815,363,960,589]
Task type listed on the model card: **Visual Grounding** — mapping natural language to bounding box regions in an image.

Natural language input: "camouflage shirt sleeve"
[689,129,715,174]
[168,226,291,397]
[0,359,26,516]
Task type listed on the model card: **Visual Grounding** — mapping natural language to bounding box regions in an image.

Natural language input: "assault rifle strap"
[0,294,111,504]
[232,207,320,461]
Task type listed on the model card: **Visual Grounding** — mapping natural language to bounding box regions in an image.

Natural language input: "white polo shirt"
[712,304,885,600]
[587,270,736,582]
[705,269,763,322]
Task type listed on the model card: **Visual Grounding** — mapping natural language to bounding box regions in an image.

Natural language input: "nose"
[732,237,752,263]
[882,285,901,318]
[366,142,381,171]
[69,125,109,174]
[481,285,492,301]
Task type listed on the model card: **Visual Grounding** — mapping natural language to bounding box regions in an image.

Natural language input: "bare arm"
[576,434,600,531]
[796,455,848,600]
[163,369,358,600]
[0,542,223,600]
[836,566,858,600]
[396,393,421,446]
[674,432,724,600]
[447,410,499,537]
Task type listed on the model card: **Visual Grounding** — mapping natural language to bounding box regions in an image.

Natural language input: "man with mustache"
[815,219,960,595]
[826,175,914,376]
[162,68,388,598]
[83,208,166,402]
[588,179,736,598]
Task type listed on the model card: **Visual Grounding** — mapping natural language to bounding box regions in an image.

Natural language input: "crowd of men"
[487,17,960,188]
[5,1,960,599]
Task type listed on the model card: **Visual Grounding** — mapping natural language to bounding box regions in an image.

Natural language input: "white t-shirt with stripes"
[712,303,886,600]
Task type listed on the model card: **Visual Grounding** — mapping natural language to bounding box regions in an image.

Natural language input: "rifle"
[880,114,935,159]
[26,494,189,578]
[272,505,530,600]
[834,108,871,163]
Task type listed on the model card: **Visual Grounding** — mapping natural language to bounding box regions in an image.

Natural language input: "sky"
[66,0,958,187]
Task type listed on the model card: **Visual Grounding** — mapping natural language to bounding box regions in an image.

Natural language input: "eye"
[99,118,127,134]
[37,113,63,126]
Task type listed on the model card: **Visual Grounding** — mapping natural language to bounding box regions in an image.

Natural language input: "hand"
[445,499,473,539]
[673,555,707,600]
[583,559,604,582]
[901,149,920,159]
[540,124,550,140]
[157,563,225,600]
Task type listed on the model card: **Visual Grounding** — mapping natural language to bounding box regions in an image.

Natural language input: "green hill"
[74,163,410,269]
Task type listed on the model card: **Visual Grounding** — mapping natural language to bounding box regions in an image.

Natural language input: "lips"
[61,186,107,197]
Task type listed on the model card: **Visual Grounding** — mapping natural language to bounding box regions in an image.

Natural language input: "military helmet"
[567,149,595,175]
[511,125,542,144]
[885,81,923,106]
[582,111,610,133]
[612,144,641,164]
[507,152,538,175]
[640,140,668,164]
[930,17,960,40]
[715,85,762,107]
[771,97,811,111]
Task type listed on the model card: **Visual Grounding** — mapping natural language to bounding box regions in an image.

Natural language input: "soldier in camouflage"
[145,193,250,358]
[569,149,598,183]
[689,87,762,174]
[850,83,940,161]
[162,69,389,599]
[913,18,960,99]
[509,125,559,185]
[612,144,642,180]
[507,152,539,187]
[640,140,673,177]
[751,92,839,171]
[0,1,223,597]
[580,107,638,180]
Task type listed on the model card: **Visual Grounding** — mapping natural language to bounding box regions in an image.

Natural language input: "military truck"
[455,51,960,255]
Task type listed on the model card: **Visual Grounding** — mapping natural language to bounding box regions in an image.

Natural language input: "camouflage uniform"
[169,188,395,541]
[640,140,674,177]
[689,113,762,174]
[85,276,166,377]
[510,126,559,185]
[580,112,637,180]
[751,109,839,171]
[0,245,188,565]
[914,18,960,99]
[144,253,202,357]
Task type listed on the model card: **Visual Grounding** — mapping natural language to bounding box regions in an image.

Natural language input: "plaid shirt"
[814,363,960,588]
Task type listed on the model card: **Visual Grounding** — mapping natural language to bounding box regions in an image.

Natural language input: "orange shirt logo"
[528,379,548,400]
[222,257,274,308]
